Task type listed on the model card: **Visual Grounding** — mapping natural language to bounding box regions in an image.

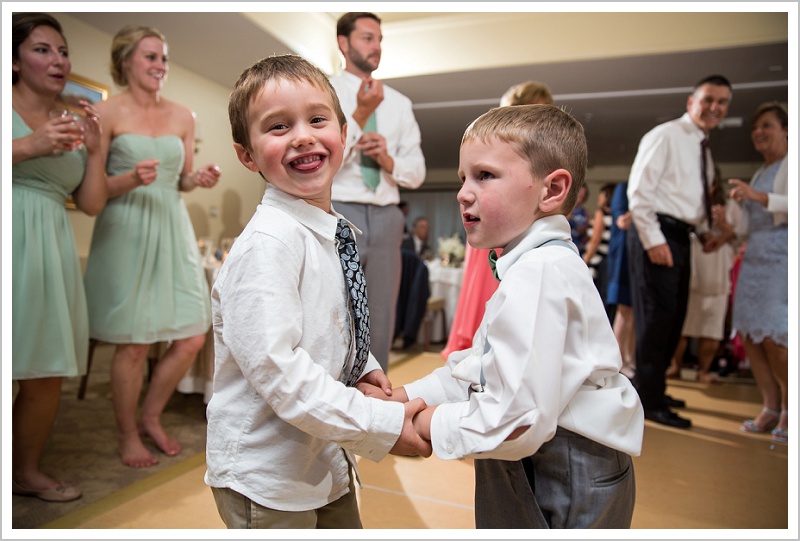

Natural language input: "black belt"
[657,213,694,234]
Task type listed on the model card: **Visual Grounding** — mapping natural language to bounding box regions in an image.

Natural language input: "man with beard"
[330,12,426,372]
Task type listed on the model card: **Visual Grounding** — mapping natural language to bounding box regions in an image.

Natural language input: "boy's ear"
[539,168,572,214]
[233,143,260,173]
[341,122,348,147]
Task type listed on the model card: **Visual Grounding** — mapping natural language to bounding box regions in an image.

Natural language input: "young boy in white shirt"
[360,104,644,528]
[204,54,431,529]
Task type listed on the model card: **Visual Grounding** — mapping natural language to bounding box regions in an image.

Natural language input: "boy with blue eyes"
[359,104,644,528]
[204,54,431,529]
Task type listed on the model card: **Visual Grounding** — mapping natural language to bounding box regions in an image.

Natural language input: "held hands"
[356,369,393,398]
[194,164,221,188]
[390,398,433,457]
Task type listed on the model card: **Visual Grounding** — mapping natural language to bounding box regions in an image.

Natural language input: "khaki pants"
[211,475,362,529]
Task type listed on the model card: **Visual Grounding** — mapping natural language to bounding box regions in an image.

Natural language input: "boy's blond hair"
[462,105,587,214]
[229,54,346,152]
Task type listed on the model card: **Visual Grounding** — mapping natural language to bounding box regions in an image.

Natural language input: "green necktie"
[488,249,500,282]
[360,113,380,191]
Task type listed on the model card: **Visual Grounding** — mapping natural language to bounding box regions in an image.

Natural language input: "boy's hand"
[411,405,436,442]
[356,369,393,397]
[390,398,433,457]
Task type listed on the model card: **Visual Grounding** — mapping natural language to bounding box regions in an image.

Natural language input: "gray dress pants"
[474,427,636,528]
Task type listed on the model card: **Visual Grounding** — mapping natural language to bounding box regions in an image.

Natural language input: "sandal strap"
[762,407,780,418]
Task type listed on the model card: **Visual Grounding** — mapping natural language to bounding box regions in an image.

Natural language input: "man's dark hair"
[694,74,732,91]
[337,12,381,37]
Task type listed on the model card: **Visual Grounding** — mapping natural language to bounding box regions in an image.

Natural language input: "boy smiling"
[205,55,430,529]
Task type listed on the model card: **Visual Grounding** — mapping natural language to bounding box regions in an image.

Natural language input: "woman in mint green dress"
[12,13,107,502]
[83,25,221,468]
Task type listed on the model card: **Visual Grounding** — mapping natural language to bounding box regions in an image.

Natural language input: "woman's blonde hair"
[110,25,167,87]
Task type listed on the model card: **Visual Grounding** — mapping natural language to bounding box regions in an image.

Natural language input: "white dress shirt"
[205,186,404,512]
[404,216,644,461]
[329,71,426,205]
[627,112,715,249]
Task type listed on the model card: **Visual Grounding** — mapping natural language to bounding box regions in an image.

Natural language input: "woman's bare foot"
[139,418,181,456]
[118,431,159,468]
[665,365,681,379]
[697,371,721,384]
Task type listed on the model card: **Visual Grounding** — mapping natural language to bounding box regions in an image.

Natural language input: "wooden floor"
[31,352,794,533]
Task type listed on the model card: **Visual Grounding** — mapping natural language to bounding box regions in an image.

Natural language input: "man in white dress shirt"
[626,74,732,429]
[330,12,426,372]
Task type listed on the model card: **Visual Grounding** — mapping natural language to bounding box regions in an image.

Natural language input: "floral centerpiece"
[437,234,466,267]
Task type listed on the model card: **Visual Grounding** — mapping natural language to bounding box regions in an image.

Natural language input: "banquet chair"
[422,296,447,352]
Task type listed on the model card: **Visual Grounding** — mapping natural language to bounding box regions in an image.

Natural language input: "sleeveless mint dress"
[12,110,89,379]
[83,134,211,343]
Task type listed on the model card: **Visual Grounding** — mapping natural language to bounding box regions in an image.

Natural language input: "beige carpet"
[11,350,794,532]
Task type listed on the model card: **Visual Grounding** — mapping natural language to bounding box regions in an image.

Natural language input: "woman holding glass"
[12,12,107,501]
[83,25,221,467]
[728,102,788,444]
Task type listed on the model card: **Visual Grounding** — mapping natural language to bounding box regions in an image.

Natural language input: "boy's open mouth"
[290,154,324,171]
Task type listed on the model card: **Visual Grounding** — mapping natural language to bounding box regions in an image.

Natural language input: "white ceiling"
[64,9,791,183]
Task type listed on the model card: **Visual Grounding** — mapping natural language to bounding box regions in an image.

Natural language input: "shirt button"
[447,444,454,454]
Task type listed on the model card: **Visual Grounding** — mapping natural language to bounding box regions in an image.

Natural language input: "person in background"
[82,25,221,468]
[605,182,636,379]
[11,12,107,502]
[666,168,741,384]
[626,75,732,429]
[568,184,590,255]
[667,171,741,383]
[582,182,615,322]
[441,80,553,359]
[401,216,433,260]
[728,101,788,443]
[205,54,430,529]
[329,12,426,372]
[361,104,643,528]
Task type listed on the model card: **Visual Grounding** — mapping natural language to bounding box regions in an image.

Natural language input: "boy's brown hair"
[229,54,346,152]
[462,104,587,214]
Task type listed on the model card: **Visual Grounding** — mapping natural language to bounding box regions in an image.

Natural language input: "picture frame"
[63,74,110,209]
[64,73,110,104]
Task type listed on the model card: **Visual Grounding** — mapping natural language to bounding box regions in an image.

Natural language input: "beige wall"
[54,13,265,258]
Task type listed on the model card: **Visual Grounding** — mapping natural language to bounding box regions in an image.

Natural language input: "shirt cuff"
[349,399,405,462]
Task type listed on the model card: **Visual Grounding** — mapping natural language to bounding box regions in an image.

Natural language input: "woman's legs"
[762,337,788,433]
[112,343,156,467]
[667,336,688,379]
[740,336,781,431]
[696,338,722,383]
[139,334,206,457]
[614,304,636,379]
[12,377,68,489]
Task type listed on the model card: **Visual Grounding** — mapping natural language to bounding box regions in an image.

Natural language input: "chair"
[78,339,161,400]
[422,297,447,351]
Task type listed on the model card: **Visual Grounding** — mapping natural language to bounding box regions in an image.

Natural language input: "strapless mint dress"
[12,109,89,379]
[83,134,211,343]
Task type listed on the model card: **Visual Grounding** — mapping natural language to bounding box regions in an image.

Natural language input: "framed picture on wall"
[64,73,109,104]
[63,74,110,209]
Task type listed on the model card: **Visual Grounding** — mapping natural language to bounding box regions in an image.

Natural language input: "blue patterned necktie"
[360,113,381,191]
[336,219,370,386]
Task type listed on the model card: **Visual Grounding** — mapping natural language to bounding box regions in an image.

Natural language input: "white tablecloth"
[424,260,464,343]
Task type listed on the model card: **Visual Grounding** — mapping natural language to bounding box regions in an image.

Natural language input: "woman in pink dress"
[441,81,553,358]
